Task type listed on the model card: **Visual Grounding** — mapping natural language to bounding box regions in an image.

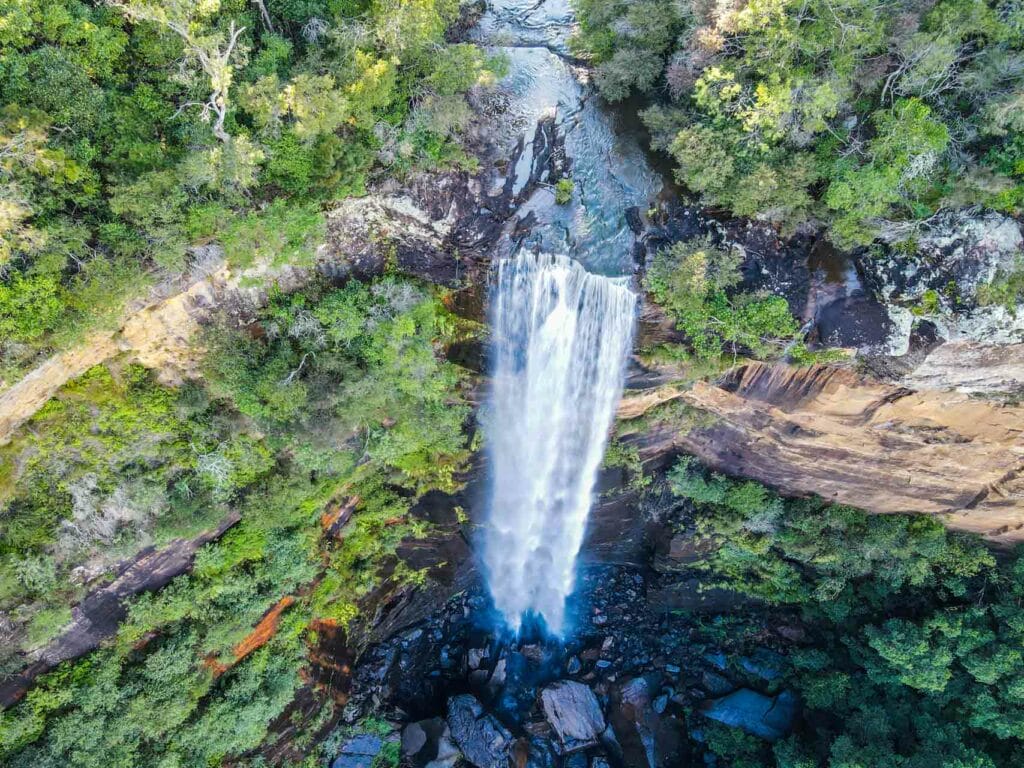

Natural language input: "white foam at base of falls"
[483,250,636,635]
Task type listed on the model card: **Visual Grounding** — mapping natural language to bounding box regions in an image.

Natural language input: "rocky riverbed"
[332,564,799,768]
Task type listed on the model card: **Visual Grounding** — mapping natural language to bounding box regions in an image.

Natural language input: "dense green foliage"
[670,457,1024,767]
[573,0,1024,245]
[0,1,485,762]
[0,0,497,381]
[645,237,800,362]
[0,275,475,765]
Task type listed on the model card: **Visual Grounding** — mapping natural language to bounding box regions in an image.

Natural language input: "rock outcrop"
[700,689,798,741]
[0,512,240,707]
[867,211,1022,308]
[621,362,1024,544]
[898,339,1024,397]
[860,211,1024,355]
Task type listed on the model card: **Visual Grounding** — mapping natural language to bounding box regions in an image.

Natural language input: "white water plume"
[483,250,636,635]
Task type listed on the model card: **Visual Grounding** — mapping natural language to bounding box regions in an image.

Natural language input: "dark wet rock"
[468,647,488,669]
[447,694,513,768]
[608,676,688,768]
[732,224,814,316]
[810,293,895,350]
[774,625,808,644]
[701,689,798,741]
[739,648,786,681]
[660,536,713,569]
[700,672,734,697]
[489,657,508,693]
[703,654,727,671]
[403,718,459,768]
[332,733,385,768]
[511,735,560,768]
[625,207,645,236]
[540,680,606,753]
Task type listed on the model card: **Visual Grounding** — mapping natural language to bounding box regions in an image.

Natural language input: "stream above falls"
[473,0,661,277]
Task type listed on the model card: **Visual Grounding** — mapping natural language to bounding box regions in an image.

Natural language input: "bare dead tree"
[108,1,246,143]
[252,0,275,33]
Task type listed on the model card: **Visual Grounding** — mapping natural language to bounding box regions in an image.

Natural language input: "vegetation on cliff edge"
[670,456,1024,767]
[572,0,1024,246]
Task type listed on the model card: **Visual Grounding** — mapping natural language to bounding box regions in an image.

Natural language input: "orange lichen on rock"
[232,595,296,663]
[321,495,359,537]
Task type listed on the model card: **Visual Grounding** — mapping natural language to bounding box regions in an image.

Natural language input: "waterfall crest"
[484,250,636,635]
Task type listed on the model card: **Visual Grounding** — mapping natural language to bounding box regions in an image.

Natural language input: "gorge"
[1,0,1024,767]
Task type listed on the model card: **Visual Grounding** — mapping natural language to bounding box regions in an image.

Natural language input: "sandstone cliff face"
[621,363,1024,545]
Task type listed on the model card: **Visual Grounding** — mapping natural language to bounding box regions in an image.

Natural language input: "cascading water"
[483,251,636,634]
[474,0,659,636]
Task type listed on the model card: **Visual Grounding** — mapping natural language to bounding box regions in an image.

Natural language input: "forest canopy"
[0,0,498,381]
[572,0,1024,245]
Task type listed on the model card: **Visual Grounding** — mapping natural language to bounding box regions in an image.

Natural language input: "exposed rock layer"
[622,363,1024,544]
[0,512,240,707]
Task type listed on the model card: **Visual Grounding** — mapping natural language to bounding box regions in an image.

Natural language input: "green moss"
[24,605,71,649]
[602,439,650,491]
[554,177,574,204]
[976,258,1024,314]
[912,288,942,316]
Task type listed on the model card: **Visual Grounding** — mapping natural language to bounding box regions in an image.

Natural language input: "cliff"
[621,362,1024,544]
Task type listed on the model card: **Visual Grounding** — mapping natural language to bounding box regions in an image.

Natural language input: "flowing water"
[485,253,635,634]
[478,0,660,634]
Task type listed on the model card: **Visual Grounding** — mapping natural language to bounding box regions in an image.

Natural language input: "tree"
[108,0,247,143]
[646,237,799,360]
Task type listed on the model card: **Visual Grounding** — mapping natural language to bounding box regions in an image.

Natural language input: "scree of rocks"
[328,565,801,768]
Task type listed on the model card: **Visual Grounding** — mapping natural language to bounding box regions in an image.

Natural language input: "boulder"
[332,733,385,768]
[700,672,733,697]
[447,694,513,768]
[403,718,459,768]
[608,676,688,768]
[540,680,606,753]
[701,689,798,741]
[739,648,786,681]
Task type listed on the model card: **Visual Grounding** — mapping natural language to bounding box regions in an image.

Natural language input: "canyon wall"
[621,362,1024,545]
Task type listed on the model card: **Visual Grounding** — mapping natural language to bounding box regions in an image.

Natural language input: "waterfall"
[484,250,636,635]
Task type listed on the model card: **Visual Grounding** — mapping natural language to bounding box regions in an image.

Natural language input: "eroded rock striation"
[621,362,1024,544]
